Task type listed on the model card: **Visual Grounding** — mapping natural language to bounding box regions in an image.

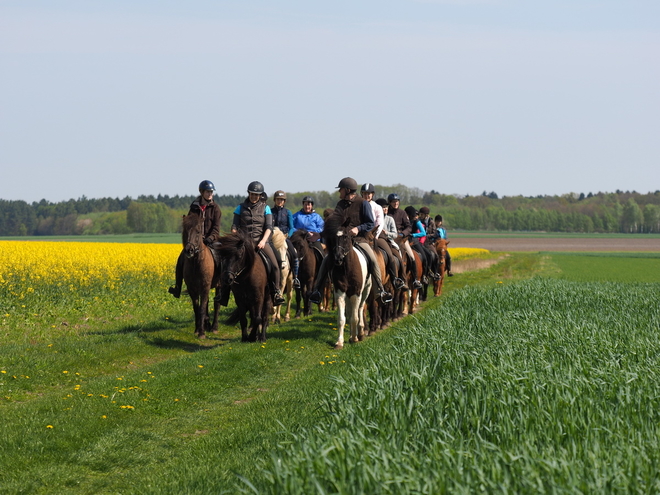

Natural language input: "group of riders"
[168,178,453,307]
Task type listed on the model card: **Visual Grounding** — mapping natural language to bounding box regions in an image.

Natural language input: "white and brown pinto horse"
[323,214,372,350]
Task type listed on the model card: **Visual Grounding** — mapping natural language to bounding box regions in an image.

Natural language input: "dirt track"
[450,236,660,252]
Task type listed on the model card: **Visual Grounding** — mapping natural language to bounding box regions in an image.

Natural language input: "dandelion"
[62,371,68,374]
[198,365,204,368]
[1,371,6,374]
[320,361,325,365]
[46,425,53,429]
[101,415,107,419]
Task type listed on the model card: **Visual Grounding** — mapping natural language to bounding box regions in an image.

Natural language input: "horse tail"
[225,307,241,326]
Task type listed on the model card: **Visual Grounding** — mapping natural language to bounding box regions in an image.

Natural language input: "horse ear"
[447,240,450,244]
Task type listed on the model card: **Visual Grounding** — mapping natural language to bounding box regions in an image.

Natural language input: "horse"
[433,238,449,297]
[290,229,323,318]
[363,226,392,335]
[271,228,293,324]
[215,231,271,342]
[181,212,220,338]
[323,214,372,350]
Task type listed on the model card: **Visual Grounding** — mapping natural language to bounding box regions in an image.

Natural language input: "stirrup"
[308,290,322,304]
[413,280,423,290]
[380,290,393,304]
[293,278,301,289]
[393,278,406,290]
[432,272,441,280]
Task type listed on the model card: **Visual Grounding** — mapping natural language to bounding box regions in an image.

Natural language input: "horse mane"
[290,229,307,244]
[322,212,345,239]
[271,228,286,251]
[181,211,202,247]
[216,231,256,266]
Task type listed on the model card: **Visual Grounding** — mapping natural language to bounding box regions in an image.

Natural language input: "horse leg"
[335,292,347,350]
[198,292,209,339]
[239,312,249,342]
[347,294,361,344]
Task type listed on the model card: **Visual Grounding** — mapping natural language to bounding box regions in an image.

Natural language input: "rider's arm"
[287,210,295,237]
[411,220,426,238]
[357,201,375,234]
[231,205,241,233]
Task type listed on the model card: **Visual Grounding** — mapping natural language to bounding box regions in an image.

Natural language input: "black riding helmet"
[199,180,216,193]
[302,196,315,205]
[404,206,418,218]
[375,198,388,207]
[360,183,375,194]
[388,193,400,203]
[247,181,264,194]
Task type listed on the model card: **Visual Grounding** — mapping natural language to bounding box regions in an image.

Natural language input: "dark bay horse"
[215,231,271,342]
[290,229,323,318]
[363,226,392,335]
[433,238,449,297]
[323,214,372,350]
[181,212,220,338]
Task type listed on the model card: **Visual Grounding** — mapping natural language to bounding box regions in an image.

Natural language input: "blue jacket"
[292,210,324,234]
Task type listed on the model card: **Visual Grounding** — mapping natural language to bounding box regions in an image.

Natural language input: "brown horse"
[433,238,449,297]
[181,212,220,338]
[215,231,271,342]
[323,214,372,349]
[290,229,323,318]
[271,228,293,324]
[363,226,392,335]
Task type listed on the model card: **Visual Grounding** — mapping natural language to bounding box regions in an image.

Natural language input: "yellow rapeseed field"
[0,241,180,294]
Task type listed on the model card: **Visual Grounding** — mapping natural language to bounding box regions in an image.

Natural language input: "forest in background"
[1,186,659,236]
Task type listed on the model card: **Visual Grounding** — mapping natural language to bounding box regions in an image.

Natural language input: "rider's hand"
[257,240,266,250]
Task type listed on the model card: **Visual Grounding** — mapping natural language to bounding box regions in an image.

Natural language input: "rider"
[418,207,433,234]
[309,177,393,304]
[168,180,222,298]
[271,190,301,289]
[230,181,286,306]
[292,196,325,242]
[405,206,433,283]
[361,184,406,291]
[435,214,453,276]
[387,193,423,290]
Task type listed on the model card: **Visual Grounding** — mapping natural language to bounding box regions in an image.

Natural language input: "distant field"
[0,233,181,243]
[451,234,660,252]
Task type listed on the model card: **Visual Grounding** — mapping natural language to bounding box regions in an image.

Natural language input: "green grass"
[547,252,660,283]
[1,249,659,493]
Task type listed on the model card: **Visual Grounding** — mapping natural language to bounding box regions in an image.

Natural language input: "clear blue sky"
[1,1,658,203]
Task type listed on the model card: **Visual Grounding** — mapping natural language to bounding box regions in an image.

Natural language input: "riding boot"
[309,255,330,304]
[214,284,231,306]
[292,257,301,289]
[168,252,184,298]
[271,282,285,306]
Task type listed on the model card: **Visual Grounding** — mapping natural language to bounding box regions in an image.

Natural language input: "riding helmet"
[198,180,216,193]
[360,183,375,194]
[302,196,315,205]
[405,206,418,218]
[247,181,264,194]
[387,193,400,203]
[273,190,287,200]
[375,198,388,207]
[336,177,358,191]
[419,206,430,215]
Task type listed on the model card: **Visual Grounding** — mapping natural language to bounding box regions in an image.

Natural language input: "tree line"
[1,188,659,236]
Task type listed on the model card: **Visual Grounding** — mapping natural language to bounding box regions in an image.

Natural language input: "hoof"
[197,333,206,339]
[334,343,344,350]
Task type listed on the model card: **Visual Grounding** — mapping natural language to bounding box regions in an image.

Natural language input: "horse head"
[216,231,255,285]
[332,229,352,266]
[182,213,205,260]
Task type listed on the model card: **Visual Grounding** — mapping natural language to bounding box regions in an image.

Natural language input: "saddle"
[258,250,275,279]
[310,241,326,267]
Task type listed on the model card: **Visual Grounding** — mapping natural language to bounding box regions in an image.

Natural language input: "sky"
[1,0,658,203]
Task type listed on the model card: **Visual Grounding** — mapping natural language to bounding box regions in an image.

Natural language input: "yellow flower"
[46,425,53,429]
